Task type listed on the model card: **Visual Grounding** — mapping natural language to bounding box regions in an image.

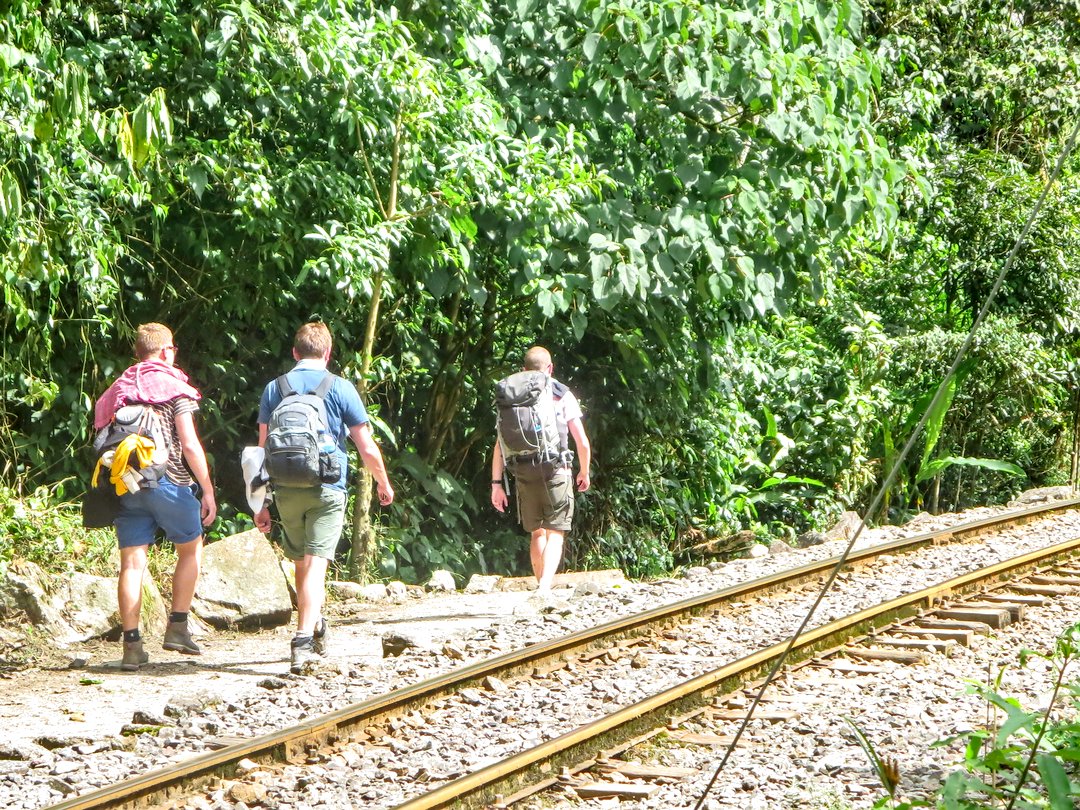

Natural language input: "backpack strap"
[276,372,334,400]
[551,378,568,399]
[312,372,335,400]
[276,374,297,399]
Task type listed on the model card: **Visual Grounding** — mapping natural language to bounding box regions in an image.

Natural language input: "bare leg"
[531,528,564,592]
[170,536,204,613]
[294,555,329,635]
[118,545,150,631]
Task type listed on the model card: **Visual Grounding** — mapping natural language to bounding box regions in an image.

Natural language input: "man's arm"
[174,410,217,526]
[568,417,591,492]
[491,442,508,512]
[348,422,394,505]
[254,423,272,533]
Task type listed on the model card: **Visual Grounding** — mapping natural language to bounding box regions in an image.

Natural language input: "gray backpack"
[495,371,568,471]
[264,373,339,487]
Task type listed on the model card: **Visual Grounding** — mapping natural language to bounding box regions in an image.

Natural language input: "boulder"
[825,511,863,542]
[191,530,292,629]
[464,574,501,594]
[1008,486,1074,507]
[426,570,456,592]
[795,531,826,549]
[0,561,166,644]
[328,581,365,600]
[747,543,769,558]
[768,540,792,555]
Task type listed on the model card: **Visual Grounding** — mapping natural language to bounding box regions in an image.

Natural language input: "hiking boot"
[312,618,329,656]
[290,636,317,674]
[122,640,149,672]
[162,621,201,655]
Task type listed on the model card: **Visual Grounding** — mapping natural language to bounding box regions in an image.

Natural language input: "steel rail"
[44,498,1080,810]
[394,532,1080,809]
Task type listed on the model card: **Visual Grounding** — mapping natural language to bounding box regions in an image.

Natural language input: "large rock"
[825,511,863,542]
[0,561,166,644]
[192,530,292,629]
[1008,486,1074,507]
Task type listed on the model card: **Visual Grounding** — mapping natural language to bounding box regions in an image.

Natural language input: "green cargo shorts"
[515,468,574,533]
[273,486,347,561]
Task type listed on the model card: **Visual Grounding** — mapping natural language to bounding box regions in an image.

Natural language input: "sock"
[123,629,141,643]
[292,633,313,646]
[169,611,188,625]
[314,618,326,637]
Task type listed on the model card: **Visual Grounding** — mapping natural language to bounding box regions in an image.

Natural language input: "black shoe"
[290,637,316,674]
[312,618,329,657]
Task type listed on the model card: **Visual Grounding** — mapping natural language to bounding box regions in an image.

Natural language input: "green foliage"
[861,623,1080,809]
[0,483,115,576]
[1,0,1079,584]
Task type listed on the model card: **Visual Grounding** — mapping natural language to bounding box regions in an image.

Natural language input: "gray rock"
[163,691,219,718]
[192,530,292,629]
[258,677,289,690]
[328,581,364,600]
[825,510,864,542]
[795,531,826,548]
[359,583,390,601]
[464,574,501,594]
[426,570,456,592]
[747,543,769,558]
[768,540,792,555]
[381,630,427,657]
[572,581,609,598]
[386,581,409,599]
[683,565,711,579]
[1008,486,1074,506]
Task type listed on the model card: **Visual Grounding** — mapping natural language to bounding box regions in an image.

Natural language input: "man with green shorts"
[491,346,591,592]
[254,322,394,672]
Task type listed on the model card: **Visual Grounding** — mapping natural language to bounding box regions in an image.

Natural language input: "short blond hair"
[523,346,552,371]
[135,323,173,361]
[294,322,332,359]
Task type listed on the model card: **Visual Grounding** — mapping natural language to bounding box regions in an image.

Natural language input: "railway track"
[42,498,1080,810]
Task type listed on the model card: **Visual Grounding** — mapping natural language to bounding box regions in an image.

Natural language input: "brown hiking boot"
[162,621,201,655]
[122,640,149,671]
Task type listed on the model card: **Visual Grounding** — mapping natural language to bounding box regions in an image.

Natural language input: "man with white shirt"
[254,322,394,672]
[490,346,591,592]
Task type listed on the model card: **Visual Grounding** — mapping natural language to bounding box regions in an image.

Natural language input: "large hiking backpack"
[83,403,170,527]
[91,404,170,495]
[495,371,568,472]
[264,372,341,488]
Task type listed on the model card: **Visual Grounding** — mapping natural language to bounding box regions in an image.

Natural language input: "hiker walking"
[92,322,217,671]
[491,346,591,592]
[253,322,394,673]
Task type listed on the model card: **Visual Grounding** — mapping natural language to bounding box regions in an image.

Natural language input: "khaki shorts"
[515,468,574,533]
[273,485,347,560]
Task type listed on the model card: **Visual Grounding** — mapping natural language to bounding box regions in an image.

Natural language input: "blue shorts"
[115,479,203,548]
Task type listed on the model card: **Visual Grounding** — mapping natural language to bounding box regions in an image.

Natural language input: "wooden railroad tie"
[913,617,991,634]
[981,593,1047,607]
[1030,574,1080,586]
[932,606,1012,628]
[872,636,957,655]
[891,626,973,646]
[843,647,925,665]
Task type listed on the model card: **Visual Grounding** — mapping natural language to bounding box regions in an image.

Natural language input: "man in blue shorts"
[254,322,395,673]
[94,322,217,671]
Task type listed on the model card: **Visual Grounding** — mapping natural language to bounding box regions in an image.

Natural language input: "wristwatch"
[491,480,503,486]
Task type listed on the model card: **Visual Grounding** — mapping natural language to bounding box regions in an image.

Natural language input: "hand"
[377,481,394,506]
[254,507,272,534]
[576,471,591,492]
[201,490,218,527]
[492,482,508,512]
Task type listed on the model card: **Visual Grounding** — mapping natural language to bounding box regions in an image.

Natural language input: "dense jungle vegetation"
[1,0,1079,583]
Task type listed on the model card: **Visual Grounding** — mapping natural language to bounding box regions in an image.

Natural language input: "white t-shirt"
[555,389,583,423]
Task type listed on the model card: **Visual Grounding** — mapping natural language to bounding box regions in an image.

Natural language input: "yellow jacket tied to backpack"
[92,433,158,495]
